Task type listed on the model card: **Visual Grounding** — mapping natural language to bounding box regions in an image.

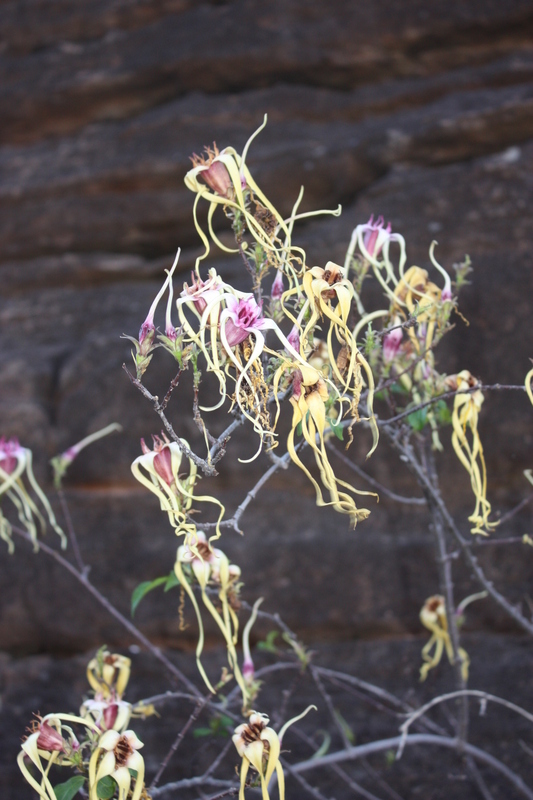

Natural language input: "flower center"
[114,735,133,767]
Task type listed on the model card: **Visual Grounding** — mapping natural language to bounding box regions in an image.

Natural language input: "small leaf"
[54,776,85,800]
[257,630,279,653]
[97,776,116,799]
[131,577,168,617]
[164,571,180,592]
[193,727,213,738]
[390,383,409,396]
[328,420,344,441]
[435,399,452,425]
[334,709,355,744]
[295,421,303,437]
[407,407,428,432]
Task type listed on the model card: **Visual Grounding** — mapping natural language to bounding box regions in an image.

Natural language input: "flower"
[86,650,131,700]
[362,214,392,259]
[131,435,224,539]
[18,713,98,800]
[190,143,233,197]
[89,729,145,800]
[0,438,65,552]
[419,595,469,682]
[222,295,274,348]
[175,531,244,697]
[449,370,498,535]
[232,706,315,800]
[50,423,122,488]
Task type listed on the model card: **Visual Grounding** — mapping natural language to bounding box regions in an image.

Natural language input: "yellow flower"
[232,706,315,800]
[449,370,498,535]
[89,729,145,800]
[284,365,376,528]
[175,531,245,698]
[18,713,99,800]
[86,649,131,700]
[419,595,469,682]
[131,435,224,540]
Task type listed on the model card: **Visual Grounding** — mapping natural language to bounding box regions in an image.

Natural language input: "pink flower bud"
[287,326,300,354]
[362,215,392,259]
[103,703,119,731]
[36,721,66,753]
[383,326,403,363]
[242,657,255,683]
[152,445,174,486]
[271,271,284,300]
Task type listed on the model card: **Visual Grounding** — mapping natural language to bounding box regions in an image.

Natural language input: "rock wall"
[1,2,533,797]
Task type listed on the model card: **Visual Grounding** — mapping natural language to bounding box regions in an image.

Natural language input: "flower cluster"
[18,651,149,800]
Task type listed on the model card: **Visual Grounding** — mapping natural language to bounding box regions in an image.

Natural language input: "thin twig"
[123,364,218,476]
[291,734,533,800]
[56,486,87,575]
[160,369,184,411]
[150,694,212,790]
[11,525,202,697]
[382,383,526,427]
[398,689,533,756]
[326,442,425,505]
[385,425,533,637]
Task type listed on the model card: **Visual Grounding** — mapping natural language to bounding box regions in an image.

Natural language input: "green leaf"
[435,399,452,426]
[390,382,410,396]
[328,419,344,441]
[193,726,213,738]
[97,776,116,800]
[334,709,355,744]
[257,630,279,653]
[295,421,303,437]
[407,406,428,432]
[164,571,180,592]
[131,577,168,617]
[54,776,85,800]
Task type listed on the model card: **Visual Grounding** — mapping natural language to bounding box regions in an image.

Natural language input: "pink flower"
[0,437,22,475]
[181,272,222,316]
[383,325,403,363]
[190,144,232,197]
[140,435,174,487]
[223,295,272,348]
[362,214,392,259]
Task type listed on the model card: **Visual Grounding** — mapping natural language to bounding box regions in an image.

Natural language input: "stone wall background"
[1,2,533,797]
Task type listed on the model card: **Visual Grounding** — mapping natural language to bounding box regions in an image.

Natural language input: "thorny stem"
[10,525,202,698]
[123,364,218,476]
[160,369,184,411]
[150,694,212,790]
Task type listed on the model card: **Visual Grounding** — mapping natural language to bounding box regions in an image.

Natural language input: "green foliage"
[54,776,85,800]
[193,714,234,738]
[257,630,279,653]
[407,406,428,432]
[96,776,116,799]
[328,418,344,441]
[131,571,179,617]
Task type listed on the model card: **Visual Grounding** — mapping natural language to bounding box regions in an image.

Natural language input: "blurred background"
[1,1,533,796]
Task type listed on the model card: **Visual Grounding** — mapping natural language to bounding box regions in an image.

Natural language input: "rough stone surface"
[1,2,533,797]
